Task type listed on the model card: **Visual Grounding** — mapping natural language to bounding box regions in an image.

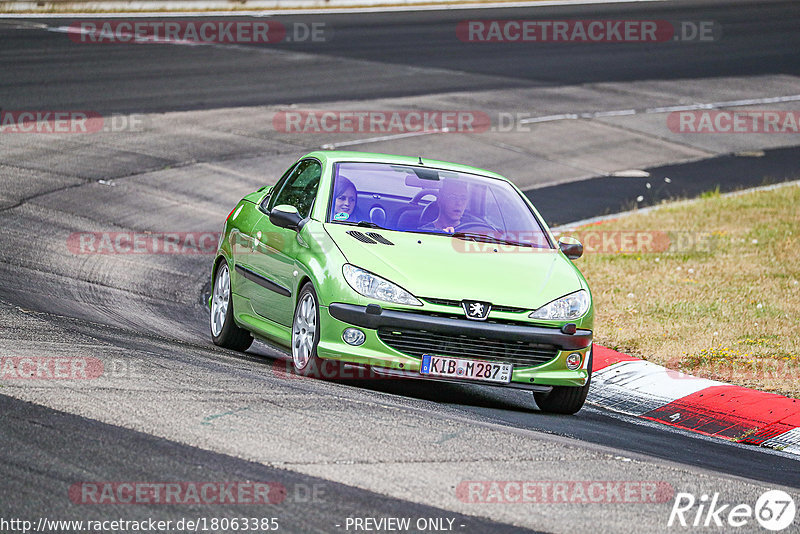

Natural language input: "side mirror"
[558,236,583,260]
[269,204,303,231]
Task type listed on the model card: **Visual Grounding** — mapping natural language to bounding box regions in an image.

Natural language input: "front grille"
[421,297,528,314]
[377,328,559,368]
[405,309,533,327]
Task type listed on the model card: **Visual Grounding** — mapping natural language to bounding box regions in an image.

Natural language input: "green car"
[210,151,593,414]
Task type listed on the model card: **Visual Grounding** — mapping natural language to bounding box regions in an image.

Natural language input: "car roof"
[303,150,509,182]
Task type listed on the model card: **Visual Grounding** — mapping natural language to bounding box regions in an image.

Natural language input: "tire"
[291,283,337,378]
[210,262,253,352]
[533,351,592,415]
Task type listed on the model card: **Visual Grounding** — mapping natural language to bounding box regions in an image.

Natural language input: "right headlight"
[529,290,590,320]
[342,264,422,306]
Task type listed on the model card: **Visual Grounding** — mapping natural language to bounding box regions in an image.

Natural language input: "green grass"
[572,182,800,397]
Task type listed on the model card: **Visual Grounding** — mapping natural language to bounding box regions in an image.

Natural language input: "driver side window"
[268,159,322,217]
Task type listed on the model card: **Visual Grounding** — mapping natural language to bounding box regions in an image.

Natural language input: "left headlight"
[343,264,422,306]
[529,290,590,320]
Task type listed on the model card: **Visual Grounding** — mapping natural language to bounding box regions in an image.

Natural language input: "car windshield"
[326,162,552,248]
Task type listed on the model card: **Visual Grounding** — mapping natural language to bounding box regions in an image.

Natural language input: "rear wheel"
[533,352,592,415]
[210,262,253,352]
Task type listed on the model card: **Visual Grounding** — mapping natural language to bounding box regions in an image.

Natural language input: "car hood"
[324,224,585,310]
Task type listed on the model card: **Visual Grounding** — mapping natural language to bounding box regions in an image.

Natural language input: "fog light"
[342,328,366,346]
[566,352,582,370]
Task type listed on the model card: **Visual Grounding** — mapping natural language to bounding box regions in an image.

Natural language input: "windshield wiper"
[451,232,533,248]
[355,221,391,231]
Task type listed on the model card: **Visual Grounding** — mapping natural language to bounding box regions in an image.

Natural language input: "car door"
[230,164,295,305]
[249,158,322,326]
[228,194,271,306]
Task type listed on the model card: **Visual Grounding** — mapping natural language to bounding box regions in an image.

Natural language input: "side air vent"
[423,297,460,307]
[346,231,377,244]
[366,232,394,245]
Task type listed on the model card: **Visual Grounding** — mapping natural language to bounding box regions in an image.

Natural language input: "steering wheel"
[409,189,438,205]
[454,220,501,234]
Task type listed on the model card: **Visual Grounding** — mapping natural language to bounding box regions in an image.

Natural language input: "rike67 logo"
[668,490,796,531]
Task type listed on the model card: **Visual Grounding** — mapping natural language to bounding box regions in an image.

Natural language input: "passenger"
[332,176,358,221]
[419,179,469,233]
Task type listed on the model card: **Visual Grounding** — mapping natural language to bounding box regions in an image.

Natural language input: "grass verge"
[567,182,800,398]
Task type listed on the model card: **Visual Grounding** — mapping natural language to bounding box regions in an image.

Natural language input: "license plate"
[420,354,512,384]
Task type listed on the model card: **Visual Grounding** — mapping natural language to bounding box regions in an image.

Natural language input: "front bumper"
[328,303,592,351]
[317,303,592,388]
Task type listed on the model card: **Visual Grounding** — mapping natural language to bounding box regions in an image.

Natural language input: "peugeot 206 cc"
[210,151,593,414]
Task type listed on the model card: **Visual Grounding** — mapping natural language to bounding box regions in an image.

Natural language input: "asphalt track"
[530,145,800,225]
[0,394,534,533]
[1,1,800,533]
[1,0,799,113]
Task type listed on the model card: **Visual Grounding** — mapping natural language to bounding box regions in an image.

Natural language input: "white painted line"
[48,24,207,46]
[320,129,447,150]
[0,0,664,17]
[644,103,717,113]
[590,109,637,118]
[329,92,800,154]
[700,94,800,107]
[45,24,292,55]
[523,113,580,124]
[521,94,800,125]
[610,169,650,178]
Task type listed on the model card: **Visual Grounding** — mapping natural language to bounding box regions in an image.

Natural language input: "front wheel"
[292,284,323,373]
[291,283,342,379]
[210,262,253,352]
[533,352,592,415]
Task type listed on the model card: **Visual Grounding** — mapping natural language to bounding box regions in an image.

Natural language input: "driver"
[419,178,470,233]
